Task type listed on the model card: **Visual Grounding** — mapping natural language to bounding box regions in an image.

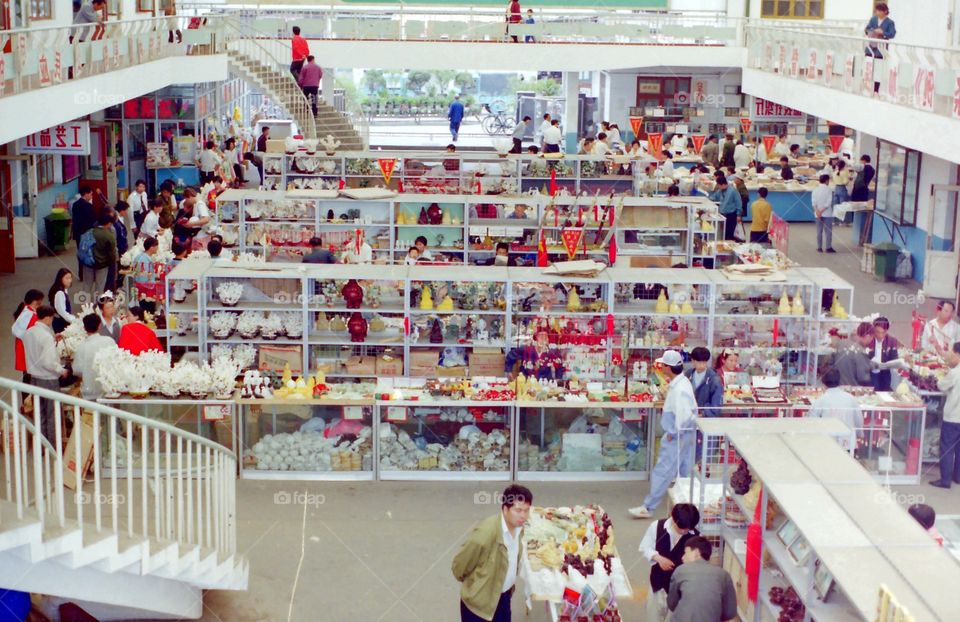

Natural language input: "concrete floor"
[1,223,956,621]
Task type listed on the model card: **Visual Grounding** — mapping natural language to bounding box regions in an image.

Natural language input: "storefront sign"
[16,34,27,72]
[202,404,228,421]
[769,214,788,255]
[843,55,855,91]
[789,47,800,78]
[913,66,935,112]
[386,406,407,422]
[37,54,51,87]
[53,52,62,84]
[777,44,786,74]
[752,98,803,120]
[763,43,772,71]
[173,136,195,166]
[145,142,171,168]
[112,39,121,69]
[953,77,960,119]
[20,121,90,155]
[637,81,661,94]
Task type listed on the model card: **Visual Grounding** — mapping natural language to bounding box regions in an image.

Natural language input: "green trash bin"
[44,211,72,252]
[873,242,900,281]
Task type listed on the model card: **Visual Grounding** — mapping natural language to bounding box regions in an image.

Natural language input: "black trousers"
[723,212,738,240]
[303,86,319,116]
[461,591,511,622]
[510,138,522,154]
[290,60,304,79]
[749,231,769,244]
[199,170,215,185]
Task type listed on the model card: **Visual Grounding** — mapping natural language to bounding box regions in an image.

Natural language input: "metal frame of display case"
[794,267,857,386]
[163,258,210,351]
[212,190,715,267]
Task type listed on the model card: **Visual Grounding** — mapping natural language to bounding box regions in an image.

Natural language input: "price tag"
[203,404,229,421]
[386,406,407,422]
[344,406,364,421]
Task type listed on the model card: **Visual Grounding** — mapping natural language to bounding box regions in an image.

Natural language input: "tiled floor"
[1,224,955,622]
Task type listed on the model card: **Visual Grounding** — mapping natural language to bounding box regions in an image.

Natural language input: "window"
[29,0,52,20]
[62,156,80,183]
[106,0,119,16]
[875,140,921,226]
[137,0,154,12]
[761,1,824,19]
[36,154,55,190]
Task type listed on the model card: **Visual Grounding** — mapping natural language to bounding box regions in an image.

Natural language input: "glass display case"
[238,399,375,480]
[98,398,236,477]
[393,199,466,263]
[306,265,407,381]
[163,258,209,352]
[516,403,651,480]
[377,401,512,480]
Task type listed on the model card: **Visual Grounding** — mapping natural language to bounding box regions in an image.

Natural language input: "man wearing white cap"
[629,350,698,519]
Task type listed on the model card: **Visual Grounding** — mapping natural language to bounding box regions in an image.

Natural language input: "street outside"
[369,116,516,149]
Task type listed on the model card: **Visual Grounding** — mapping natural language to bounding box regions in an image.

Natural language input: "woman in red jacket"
[507,0,522,42]
[118,306,162,355]
[12,289,44,381]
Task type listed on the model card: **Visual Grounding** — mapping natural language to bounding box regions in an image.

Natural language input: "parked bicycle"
[479,101,513,136]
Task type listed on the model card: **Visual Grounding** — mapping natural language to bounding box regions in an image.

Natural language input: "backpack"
[77,229,97,267]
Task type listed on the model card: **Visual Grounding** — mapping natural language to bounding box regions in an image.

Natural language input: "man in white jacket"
[72,313,118,401]
[931,341,960,489]
[22,306,67,441]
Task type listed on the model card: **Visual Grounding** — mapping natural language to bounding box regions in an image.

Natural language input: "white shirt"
[130,190,149,219]
[23,322,64,380]
[537,120,552,143]
[938,364,960,424]
[639,518,692,564]
[197,149,222,173]
[591,141,610,156]
[188,200,211,227]
[140,210,161,239]
[500,514,520,592]
[811,183,833,218]
[244,162,262,188]
[542,125,562,146]
[53,290,77,325]
[607,128,622,147]
[692,369,706,389]
[670,136,686,153]
[921,318,960,352]
[774,141,791,157]
[73,334,117,400]
[872,339,883,366]
[663,373,697,435]
[659,160,675,179]
[12,307,35,340]
[733,144,752,169]
[808,387,860,450]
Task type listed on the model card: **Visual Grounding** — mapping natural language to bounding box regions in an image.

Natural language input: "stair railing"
[221,18,318,139]
[0,377,238,559]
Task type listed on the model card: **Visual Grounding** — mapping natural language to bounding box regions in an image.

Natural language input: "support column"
[563,71,580,153]
[321,68,335,106]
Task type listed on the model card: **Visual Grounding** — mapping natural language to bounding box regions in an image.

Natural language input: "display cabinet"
[285,153,343,191]
[306,265,407,381]
[238,398,375,480]
[261,152,285,191]
[163,258,209,351]
[393,199,467,262]
[796,267,858,384]
[515,403,651,481]
[377,400,512,480]
[98,397,236,477]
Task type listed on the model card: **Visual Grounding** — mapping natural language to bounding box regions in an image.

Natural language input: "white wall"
[671,0,726,11]
[886,0,954,47]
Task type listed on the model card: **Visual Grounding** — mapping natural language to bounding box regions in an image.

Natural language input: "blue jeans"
[450,121,461,140]
[939,420,960,484]
[643,431,696,511]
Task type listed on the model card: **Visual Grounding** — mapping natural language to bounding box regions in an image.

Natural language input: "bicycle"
[482,110,513,135]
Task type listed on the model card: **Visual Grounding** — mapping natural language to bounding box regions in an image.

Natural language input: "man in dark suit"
[869,316,899,391]
[71,186,96,280]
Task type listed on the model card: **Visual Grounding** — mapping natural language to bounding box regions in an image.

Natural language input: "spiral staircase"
[0,378,246,619]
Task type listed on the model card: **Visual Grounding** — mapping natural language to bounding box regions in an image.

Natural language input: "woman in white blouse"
[48,268,77,334]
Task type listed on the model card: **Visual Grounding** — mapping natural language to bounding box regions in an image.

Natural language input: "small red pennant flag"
[629,115,644,137]
[745,490,764,603]
[606,313,615,337]
[549,168,557,196]
[762,135,777,158]
[377,158,397,185]
[740,117,752,134]
[829,134,845,154]
[536,231,548,267]
[608,234,617,267]
[647,133,663,159]
[398,180,404,193]
[560,228,584,260]
[690,134,706,154]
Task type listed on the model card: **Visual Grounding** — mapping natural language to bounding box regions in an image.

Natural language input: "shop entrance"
[0,146,14,273]
[926,184,960,301]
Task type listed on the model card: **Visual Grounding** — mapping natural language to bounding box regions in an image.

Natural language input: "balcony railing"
[0,15,228,100]
[745,24,960,120]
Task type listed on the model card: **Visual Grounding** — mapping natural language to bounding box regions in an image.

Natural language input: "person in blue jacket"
[685,346,724,462]
[709,174,743,242]
[448,94,465,142]
[865,2,895,93]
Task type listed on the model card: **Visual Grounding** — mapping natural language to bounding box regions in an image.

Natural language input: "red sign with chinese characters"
[560,228,584,260]
[20,121,90,155]
[752,98,803,119]
[768,214,788,255]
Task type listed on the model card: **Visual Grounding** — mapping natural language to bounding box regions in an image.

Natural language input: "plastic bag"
[299,417,326,434]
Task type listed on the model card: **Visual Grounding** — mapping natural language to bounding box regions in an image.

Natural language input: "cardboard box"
[63,414,95,490]
[409,349,441,377]
[469,351,506,377]
[259,345,303,374]
[436,366,467,378]
[345,355,376,376]
[375,354,404,377]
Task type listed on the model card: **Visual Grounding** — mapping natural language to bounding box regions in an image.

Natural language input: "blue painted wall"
[871,220,927,282]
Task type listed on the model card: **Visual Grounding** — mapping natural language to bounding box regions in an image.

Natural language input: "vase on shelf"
[347,312,368,343]
[342,278,364,309]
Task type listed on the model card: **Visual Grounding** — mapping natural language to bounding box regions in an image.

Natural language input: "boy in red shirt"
[290,25,310,79]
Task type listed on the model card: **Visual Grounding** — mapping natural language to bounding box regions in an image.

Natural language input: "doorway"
[0,145,15,273]
[925,184,960,301]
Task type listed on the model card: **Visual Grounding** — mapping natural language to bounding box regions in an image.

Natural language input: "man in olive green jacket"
[452,485,532,622]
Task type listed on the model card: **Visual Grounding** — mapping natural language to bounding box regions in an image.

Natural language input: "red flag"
[338,178,345,190]
[536,231,548,267]
[772,318,779,346]
[477,180,482,195]
[377,158,397,184]
[762,134,777,158]
[398,180,404,193]
[606,313,615,337]
[647,132,663,159]
[608,234,617,267]
[560,228,583,260]
[829,134,845,154]
[745,490,764,603]
[403,317,410,336]
[740,117,752,134]
[690,134,706,154]
[549,168,557,196]
[629,115,644,137]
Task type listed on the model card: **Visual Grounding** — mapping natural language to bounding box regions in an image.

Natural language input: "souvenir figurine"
[430,319,444,344]
[420,286,434,310]
[347,312,368,343]
[342,278,364,309]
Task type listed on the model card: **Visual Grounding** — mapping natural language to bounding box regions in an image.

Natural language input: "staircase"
[223,21,365,149]
[0,379,247,620]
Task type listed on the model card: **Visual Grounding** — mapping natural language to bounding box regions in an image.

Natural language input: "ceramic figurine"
[669,302,681,314]
[430,319,444,344]
[437,295,455,311]
[792,293,805,316]
[418,207,428,225]
[369,315,386,333]
[315,311,330,332]
[427,203,442,225]
[342,278,364,309]
[778,292,791,315]
[347,312,368,343]
[681,301,694,314]
[330,315,347,332]
[420,286,434,310]
[655,290,669,314]
[442,210,452,225]
[566,287,582,312]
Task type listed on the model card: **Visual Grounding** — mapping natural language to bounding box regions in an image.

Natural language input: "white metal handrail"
[0,377,237,558]
[745,23,960,119]
[222,18,318,140]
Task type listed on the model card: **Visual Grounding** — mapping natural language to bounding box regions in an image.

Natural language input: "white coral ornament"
[216,282,244,306]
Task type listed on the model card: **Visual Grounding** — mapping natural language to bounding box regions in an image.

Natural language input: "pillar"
[322,68,335,106]
[563,71,580,153]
